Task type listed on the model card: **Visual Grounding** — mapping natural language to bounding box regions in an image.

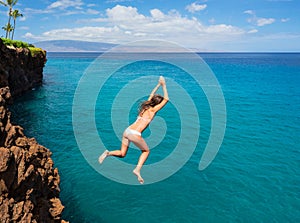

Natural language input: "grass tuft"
[1,38,45,57]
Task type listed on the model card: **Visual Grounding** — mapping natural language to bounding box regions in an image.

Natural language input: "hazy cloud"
[281,18,290,22]
[186,2,207,13]
[19,26,30,30]
[150,9,165,20]
[24,8,52,14]
[24,32,35,38]
[47,0,84,10]
[243,10,254,15]
[248,29,258,34]
[209,18,215,24]
[244,10,275,27]
[257,18,275,26]
[86,9,100,15]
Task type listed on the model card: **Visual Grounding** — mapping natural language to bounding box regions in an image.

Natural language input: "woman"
[99,76,169,184]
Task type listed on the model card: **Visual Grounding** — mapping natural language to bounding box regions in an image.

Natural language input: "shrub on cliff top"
[1,37,33,48]
[28,46,45,57]
[1,37,45,57]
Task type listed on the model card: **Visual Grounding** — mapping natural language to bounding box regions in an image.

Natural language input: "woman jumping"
[98,76,169,184]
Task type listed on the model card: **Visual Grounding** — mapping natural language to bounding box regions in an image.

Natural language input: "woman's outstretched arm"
[148,79,161,101]
[160,76,169,101]
[152,76,169,112]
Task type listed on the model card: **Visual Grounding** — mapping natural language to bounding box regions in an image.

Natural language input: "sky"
[0,0,299,51]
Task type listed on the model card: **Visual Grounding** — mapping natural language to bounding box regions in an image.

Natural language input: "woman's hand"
[159,76,166,86]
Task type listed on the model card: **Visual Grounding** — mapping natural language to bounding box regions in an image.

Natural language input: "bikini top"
[134,115,152,129]
[137,116,152,123]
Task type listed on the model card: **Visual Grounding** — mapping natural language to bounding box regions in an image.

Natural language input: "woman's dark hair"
[139,94,164,115]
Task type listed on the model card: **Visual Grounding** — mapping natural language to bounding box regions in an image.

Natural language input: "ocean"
[10,52,300,222]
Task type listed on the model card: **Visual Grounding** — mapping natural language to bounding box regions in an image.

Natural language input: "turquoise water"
[11,53,300,222]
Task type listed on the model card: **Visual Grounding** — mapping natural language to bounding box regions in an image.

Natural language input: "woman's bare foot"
[98,150,109,164]
[133,168,144,184]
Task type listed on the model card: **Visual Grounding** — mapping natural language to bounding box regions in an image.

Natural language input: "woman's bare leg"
[99,139,129,164]
[107,142,129,157]
[133,149,150,184]
[129,135,150,184]
[98,149,109,164]
[99,133,150,184]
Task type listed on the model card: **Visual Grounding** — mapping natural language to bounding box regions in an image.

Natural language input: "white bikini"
[124,128,141,136]
[122,115,152,146]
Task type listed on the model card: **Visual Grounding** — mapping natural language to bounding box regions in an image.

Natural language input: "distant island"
[34,40,117,52]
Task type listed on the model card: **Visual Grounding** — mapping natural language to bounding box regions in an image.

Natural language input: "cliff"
[0,39,45,97]
[0,39,67,222]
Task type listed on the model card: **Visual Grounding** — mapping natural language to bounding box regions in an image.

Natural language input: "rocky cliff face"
[0,39,67,222]
[0,39,45,96]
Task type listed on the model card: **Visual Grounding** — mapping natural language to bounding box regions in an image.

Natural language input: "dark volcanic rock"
[0,39,46,97]
[0,40,67,222]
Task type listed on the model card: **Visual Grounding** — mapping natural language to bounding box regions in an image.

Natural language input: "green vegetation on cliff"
[1,37,45,57]
[1,37,32,48]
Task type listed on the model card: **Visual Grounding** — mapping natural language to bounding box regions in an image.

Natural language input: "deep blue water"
[11,52,300,222]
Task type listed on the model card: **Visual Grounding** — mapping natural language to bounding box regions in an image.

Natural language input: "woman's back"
[130,109,154,132]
